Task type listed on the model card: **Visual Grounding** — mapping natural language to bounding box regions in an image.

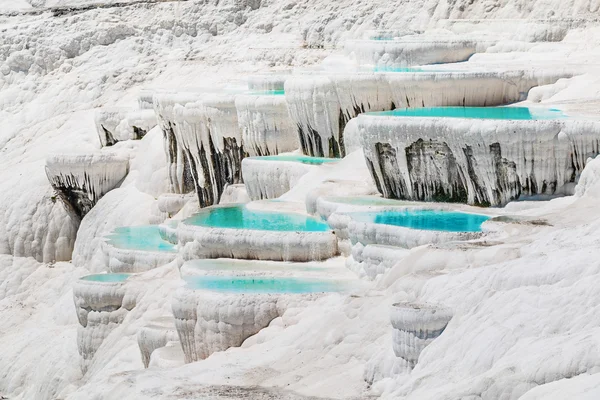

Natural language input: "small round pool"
[184,276,349,294]
[80,273,131,283]
[349,209,489,232]
[105,225,176,252]
[249,154,338,165]
[369,106,564,120]
[184,205,331,232]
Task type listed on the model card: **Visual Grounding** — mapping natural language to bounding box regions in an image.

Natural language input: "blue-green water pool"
[248,89,285,96]
[370,106,564,120]
[349,209,489,232]
[250,155,338,165]
[80,273,131,283]
[106,225,177,252]
[184,276,347,293]
[184,205,331,232]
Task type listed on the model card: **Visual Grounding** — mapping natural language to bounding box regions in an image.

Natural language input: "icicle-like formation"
[73,275,136,373]
[153,92,201,194]
[173,94,246,208]
[344,38,486,69]
[137,89,155,110]
[285,69,573,158]
[137,316,179,368]
[94,108,157,147]
[172,288,286,363]
[390,302,453,369]
[358,116,600,206]
[236,94,299,156]
[242,157,315,200]
[45,153,129,219]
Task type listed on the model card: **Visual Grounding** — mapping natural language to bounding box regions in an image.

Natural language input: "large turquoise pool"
[349,209,489,232]
[80,273,131,283]
[184,276,348,293]
[184,205,331,232]
[106,225,177,252]
[369,106,564,120]
[250,154,338,165]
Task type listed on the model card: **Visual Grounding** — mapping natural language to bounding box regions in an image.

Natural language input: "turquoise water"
[248,89,285,96]
[106,225,177,252]
[184,276,346,293]
[182,259,324,273]
[185,205,331,232]
[349,209,489,232]
[251,155,338,165]
[327,196,410,206]
[81,273,131,283]
[370,106,564,120]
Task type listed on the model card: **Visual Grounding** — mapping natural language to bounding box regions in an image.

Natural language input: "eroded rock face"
[173,96,246,208]
[390,302,453,369]
[172,289,287,363]
[95,108,157,147]
[242,157,315,200]
[285,69,572,158]
[137,317,179,368]
[359,117,600,206]
[45,153,129,220]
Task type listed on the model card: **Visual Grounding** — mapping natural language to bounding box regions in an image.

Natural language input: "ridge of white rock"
[72,275,136,373]
[358,115,600,206]
[347,243,410,280]
[177,219,339,262]
[172,287,289,363]
[344,38,488,68]
[236,93,299,156]
[137,316,179,369]
[173,95,245,207]
[101,242,177,273]
[389,302,453,369]
[242,157,317,200]
[285,69,573,158]
[45,153,129,220]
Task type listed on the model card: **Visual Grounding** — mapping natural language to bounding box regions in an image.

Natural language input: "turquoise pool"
[184,205,331,232]
[184,276,347,293]
[250,155,338,165]
[80,273,131,283]
[369,106,564,120]
[349,209,489,232]
[106,225,177,252]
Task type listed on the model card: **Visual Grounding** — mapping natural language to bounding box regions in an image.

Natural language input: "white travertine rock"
[177,221,339,262]
[137,316,179,368]
[242,157,316,200]
[73,275,136,373]
[153,92,202,194]
[173,95,245,208]
[148,341,185,369]
[157,193,192,216]
[247,73,289,92]
[347,243,410,280]
[94,108,157,147]
[219,184,250,204]
[101,242,177,273]
[357,115,600,206]
[236,93,299,156]
[45,153,129,220]
[172,287,288,363]
[137,89,155,110]
[390,302,453,369]
[285,69,573,157]
[344,38,486,68]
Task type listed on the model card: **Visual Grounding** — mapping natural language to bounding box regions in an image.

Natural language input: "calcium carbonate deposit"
[4,1,600,399]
